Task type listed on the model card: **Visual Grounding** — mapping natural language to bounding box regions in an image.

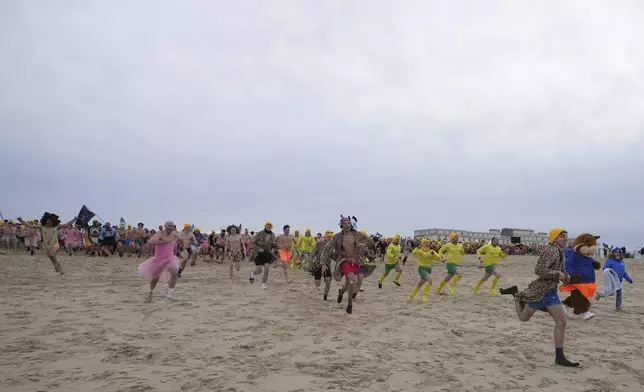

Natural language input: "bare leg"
[353,274,364,299]
[282,262,291,283]
[515,301,537,321]
[346,272,357,314]
[547,305,578,366]
[324,276,332,299]
[229,262,234,280]
[262,264,269,283]
[168,271,178,289]
[47,255,63,274]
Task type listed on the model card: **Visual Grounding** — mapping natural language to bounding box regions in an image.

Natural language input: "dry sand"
[1,252,643,392]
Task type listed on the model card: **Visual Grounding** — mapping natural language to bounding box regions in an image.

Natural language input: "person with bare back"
[177,223,196,278]
[275,225,295,284]
[18,214,77,275]
[225,226,246,281]
[320,216,372,314]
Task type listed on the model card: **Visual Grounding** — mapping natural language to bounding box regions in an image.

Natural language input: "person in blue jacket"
[596,247,633,311]
[560,234,601,320]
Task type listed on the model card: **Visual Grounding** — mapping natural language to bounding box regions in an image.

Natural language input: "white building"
[413,227,549,245]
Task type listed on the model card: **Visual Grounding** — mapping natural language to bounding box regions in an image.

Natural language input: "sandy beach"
[1,252,643,392]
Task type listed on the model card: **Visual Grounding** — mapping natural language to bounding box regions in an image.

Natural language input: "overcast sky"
[1,1,643,247]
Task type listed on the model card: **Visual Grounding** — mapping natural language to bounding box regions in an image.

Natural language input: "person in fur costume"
[560,234,601,320]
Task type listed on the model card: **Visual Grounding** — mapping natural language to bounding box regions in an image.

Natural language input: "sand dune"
[1,252,643,392]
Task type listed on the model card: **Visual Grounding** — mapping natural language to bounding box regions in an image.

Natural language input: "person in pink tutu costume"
[138,221,182,302]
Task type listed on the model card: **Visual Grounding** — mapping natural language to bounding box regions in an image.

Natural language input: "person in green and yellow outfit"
[378,235,402,288]
[409,238,441,303]
[436,233,465,295]
[296,228,316,268]
[290,230,302,269]
[473,237,507,295]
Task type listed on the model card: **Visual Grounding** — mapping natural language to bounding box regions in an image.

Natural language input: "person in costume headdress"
[499,228,580,367]
[320,215,374,314]
[18,213,77,275]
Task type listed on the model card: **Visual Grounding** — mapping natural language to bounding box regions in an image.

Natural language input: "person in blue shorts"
[499,228,580,367]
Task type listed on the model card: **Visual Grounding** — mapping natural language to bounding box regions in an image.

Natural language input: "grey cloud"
[1,1,642,248]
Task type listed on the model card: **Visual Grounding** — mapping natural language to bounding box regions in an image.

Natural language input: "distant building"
[413,227,549,245]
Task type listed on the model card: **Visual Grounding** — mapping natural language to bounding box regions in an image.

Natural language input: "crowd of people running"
[1,212,635,368]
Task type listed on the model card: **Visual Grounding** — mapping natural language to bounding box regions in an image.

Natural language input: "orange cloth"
[559,283,597,299]
[279,249,293,262]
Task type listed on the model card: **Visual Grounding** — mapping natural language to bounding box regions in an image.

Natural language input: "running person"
[436,233,466,295]
[18,214,77,275]
[138,221,182,302]
[275,225,295,283]
[320,216,373,314]
[297,228,316,269]
[378,235,403,288]
[249,222,277,290]
[309,229,334,300]
[408,238,441,303]
[225,226,246,281]
[473,237,507,295]
[499,228,579,367]
[176,224,196,277]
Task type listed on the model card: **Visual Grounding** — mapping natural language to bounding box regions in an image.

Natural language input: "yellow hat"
[183,223,191,229]
[449,233,458,240]
[305,228,311,232]
[393,234,400,240]
[195,227,201,231]
[421,238,429,244]
[265,221,273,227]
[360,229,367,235]
[548,228,567,243]
[324,230,334,237]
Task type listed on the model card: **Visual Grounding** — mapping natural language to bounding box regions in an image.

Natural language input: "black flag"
[75,205,95,229]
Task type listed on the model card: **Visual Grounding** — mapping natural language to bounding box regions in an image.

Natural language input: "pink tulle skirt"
[139,244,181,282]
[65,239,83,247]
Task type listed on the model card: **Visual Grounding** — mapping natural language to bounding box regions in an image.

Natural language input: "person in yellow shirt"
[409,238,441,303]
[474,237,507,295]
[296,228,316,268]
[378,235,403,288]
[436,233,466,295]
[290,230,302,269]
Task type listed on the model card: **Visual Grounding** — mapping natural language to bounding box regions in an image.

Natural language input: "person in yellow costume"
[378,235,402,288]
[290,230,302,268]
[409,238,441,303]
[436,233,466,295]
[473,237,507,295]
[295,228,316,269]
